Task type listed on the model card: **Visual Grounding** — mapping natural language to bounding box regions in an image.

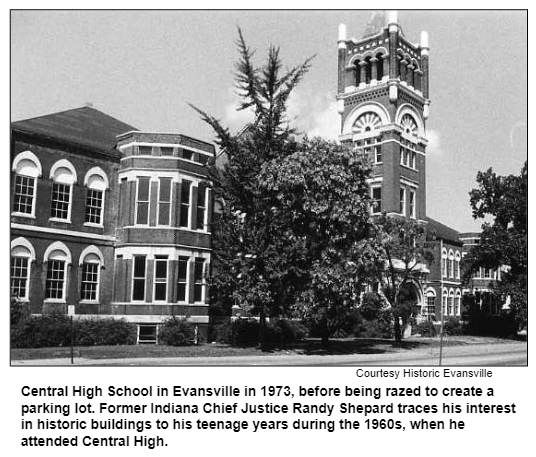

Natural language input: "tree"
[371,215,435,345]
[190,29,314,349]
[463,162,527,327]
[257,137,382,345]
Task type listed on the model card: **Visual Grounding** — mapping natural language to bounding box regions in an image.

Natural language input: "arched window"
[44,242,72,301]
[455,251,461,279]
[12,151,42,217]
[441,249,448,278]
[442,289,448,317]
[455,290,462,316]
[84,167,108,226]
[79,246,104,302]
[10,237,35,300]
[448,250,455,278]
[425,289,436,317]
[50,160,77,222]
[448,289,455,316]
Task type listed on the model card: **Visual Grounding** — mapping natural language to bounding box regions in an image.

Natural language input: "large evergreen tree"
[191,30,314,347]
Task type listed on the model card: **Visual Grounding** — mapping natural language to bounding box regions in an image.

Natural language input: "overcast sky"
[11,10,527,232]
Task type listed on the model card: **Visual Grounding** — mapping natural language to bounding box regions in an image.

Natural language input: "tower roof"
[11,106,137,155]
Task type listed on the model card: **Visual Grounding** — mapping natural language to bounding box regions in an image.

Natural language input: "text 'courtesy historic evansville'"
[18,369,517,449]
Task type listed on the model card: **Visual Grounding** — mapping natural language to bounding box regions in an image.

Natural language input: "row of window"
[369,184,417,218]
[10,238,209,305]
[471,267,500,281]
[400,139,418,170]
[130,255,207,303]
[135,145,211,165]
[12,152,108,226]
[424,288,462,317]
[133,177,208,230]
[10,239,103,303]
[441,249,462,280]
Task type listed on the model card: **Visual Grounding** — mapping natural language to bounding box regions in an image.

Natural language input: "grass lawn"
[10,335,519,361]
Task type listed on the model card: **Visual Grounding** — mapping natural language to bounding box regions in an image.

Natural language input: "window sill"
[83,222,104,229]
[44,299,66,304]
[49,218,71,224]
[11,212,35,219]
[79,300,100,305]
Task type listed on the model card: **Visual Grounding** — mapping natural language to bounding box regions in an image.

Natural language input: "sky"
[10,10,527,232]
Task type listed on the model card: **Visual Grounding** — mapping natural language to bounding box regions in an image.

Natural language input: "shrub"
[212,318,308,347]
[414,319,436,337]
[11,313,72,348]
[268,319,308,346]
[442,317,463,336]
[76,319,137,346]
[464,314,518,338]
[354,293,393,339]
[159,317,196,346]
[11,315,138,348]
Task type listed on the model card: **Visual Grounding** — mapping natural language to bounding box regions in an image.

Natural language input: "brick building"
[11,106,214,342]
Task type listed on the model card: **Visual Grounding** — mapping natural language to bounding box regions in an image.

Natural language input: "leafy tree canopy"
[463,161,527,324]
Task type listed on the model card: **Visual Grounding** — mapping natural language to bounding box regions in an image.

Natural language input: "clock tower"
[337,11,430,222]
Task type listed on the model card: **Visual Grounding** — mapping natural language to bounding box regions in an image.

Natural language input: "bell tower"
[337,11,430,222]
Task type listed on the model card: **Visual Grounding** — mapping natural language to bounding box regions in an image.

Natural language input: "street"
[11,341,527,366]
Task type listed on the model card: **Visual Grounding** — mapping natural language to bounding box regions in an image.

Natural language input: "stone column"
[399,59,407,84]
[359,61,367,87]
[370,57,378,82]
[407,63,415,87]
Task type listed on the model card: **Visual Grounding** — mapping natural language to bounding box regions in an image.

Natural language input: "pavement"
[11,341,527,366]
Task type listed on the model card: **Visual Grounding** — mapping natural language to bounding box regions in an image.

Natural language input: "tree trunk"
[320,317,330,349]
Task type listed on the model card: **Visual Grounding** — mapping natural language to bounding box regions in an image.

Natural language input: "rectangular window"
[179,180,191,228]
[45,259,65,300]
[177,256,189,302]
[399,187,406,215]
[371,186,382,214]
[375,146,382,163]
[425,295,435,316]
[11,256,29,299]
[160,146,174,156]
[154,256,168,301]
[50,183,71,220]
[136,177,150,225]
[194,258,206,302]
[132,255,146,301]
[13,175,35,215]
[158,178,172,226]
[411,151,417,169]
[405,149,410,167]
[85,188,104,224]
[138,145,152,155]
[138,324,158,344]
[181,149,194,161]
[81,262,99,301]
[409,190,416,219]
[196,183,207,230]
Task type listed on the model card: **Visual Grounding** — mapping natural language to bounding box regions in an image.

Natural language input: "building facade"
[10,107,214,342]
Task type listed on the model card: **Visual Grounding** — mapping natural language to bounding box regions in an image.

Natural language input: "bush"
[212,318,308,347]
[11,314,138,348]
[159,317,196,346]
[414,319,437,337]
[442,317,463,336]
[354,293,393,339]
[11,313,72,348]
[76,319,137,346]
[464,314,519,338]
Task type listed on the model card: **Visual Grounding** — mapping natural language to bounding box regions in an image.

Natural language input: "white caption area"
[6,367,532,456]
